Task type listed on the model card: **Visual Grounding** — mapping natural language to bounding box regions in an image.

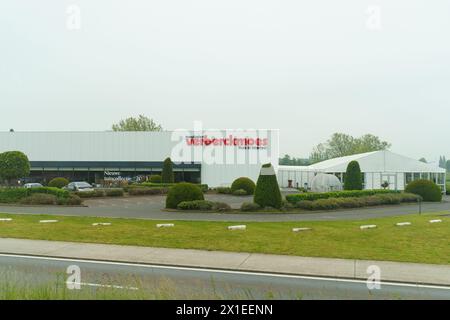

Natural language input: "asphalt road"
[1,254,449,300]
[0,195,449,221]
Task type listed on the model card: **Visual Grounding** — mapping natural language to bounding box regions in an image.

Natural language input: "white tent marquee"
[278,150,446,192]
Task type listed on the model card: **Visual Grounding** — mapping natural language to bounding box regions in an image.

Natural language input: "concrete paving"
[1,238,449,286]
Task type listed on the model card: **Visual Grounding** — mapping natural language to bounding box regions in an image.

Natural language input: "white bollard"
[0,218,12,221]
[92,223,112,226]
[429,219,442,223]
[39,220,58,223]
[396,222,411,226]
[228,225,246,231]
[157,223,175,228]
[292,228,311,232]
[360,225,377,230]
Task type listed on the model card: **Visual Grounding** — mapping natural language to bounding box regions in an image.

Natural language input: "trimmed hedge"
[216,187,232,194]
[48,177,69,189]
[136,183,209,193]
[0,187,82,206]
[254,164,282,209]
[344,160,363,190]
[177,200,232,212]
[405,179,442,202]
[128,187,169,196]
[166,183,204,209]
[104,188,124,197]
[232,189,248,196]
[20,193,57,205]
[286,189,398,204]
[231,177,256,195]
[294,193,421,211]
[149,175,162,184]
[74,190,105,198]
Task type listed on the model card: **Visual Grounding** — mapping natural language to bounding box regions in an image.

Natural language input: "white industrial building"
[0,130,279,187]
[278,150,446,193]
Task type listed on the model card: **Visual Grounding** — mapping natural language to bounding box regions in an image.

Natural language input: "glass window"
[413,173,420,180]
[405,173,412,184]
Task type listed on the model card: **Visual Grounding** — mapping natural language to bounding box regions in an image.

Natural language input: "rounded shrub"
[231,177,256,195]
[166,182,204,209]
[149,175,162,183]
[405,179,442,202]
[253,164,282,209]
[344,161,363,190]
[48,177,69,189]
[232,189,248,196]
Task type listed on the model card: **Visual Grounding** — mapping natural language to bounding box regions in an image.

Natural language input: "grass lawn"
[0,212,449,265]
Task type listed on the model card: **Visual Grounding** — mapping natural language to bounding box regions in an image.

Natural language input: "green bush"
[105,188,124,197]
[216,187,232,194]
[149,175,162,183]
[232,189,248,196]
[294,193,421,211]
[213,202,232,212]
[136,183,208,192]
[177,200,215,211]
[20,193,57,205]
[166,183,204,209]
[344,161,363,190]
[57,194,83,206]
[231,177,256,195]
[0,187,70,204]
[240,202,261,212]
[254,163,282,209]
[48,177,69,189]
[128,187,169,196]
[74,190,105,198]
[161,157,174,183]
[405,179,442,202]
[286,189,397,204]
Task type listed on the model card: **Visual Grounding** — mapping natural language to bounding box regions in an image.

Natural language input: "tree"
[439,156,447,169]
[112,115,162,132]
[446,160,450,172]
[253,163,282,208]
[310,133,391,163]
[279,154,310,166]
[161,157,174,183]
[0,151,30,185]
[344,161,363,190]
[419,158,427,163]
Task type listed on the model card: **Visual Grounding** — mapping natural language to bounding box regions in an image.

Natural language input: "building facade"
[0,130,279,187]
[278,150,447,193]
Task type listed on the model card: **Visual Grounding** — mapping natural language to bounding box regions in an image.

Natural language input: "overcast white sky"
[1,1,449,162]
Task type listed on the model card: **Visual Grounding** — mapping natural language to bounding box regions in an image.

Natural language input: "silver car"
[23,183,44,188]
[64,182,94,192]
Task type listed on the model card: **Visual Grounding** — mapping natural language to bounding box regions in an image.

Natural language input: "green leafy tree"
[439,156,447,169]
[0,151,30,185]
[279,154,310,166]
[310,133,391,163]
[253,164,282,208]
[446,160,450,172]
[161,157,174,183]
[344,161,363,190]
[112,115,162,132]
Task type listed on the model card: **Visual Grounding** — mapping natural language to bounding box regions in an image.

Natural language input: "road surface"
[0,254,449,300]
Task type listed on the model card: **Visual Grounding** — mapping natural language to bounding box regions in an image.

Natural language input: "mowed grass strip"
[0,213,448,265]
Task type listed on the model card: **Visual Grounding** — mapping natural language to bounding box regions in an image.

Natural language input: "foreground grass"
[0,212,449,265]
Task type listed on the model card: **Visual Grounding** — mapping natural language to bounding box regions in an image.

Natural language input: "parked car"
[64,182,94,192]
[23,183,44,188]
